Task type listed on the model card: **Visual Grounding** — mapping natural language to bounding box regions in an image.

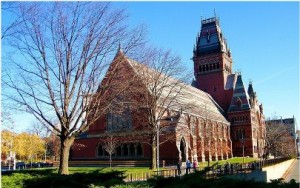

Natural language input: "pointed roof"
[228,74,251,112]
[113,52,229,123]
[248,81,255,97]
[194,16,231,56]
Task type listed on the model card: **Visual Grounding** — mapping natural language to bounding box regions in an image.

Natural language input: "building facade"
[192,17,266,158]
[72,16,266,163]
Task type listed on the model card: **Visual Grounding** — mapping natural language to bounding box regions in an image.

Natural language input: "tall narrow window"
[191,121,195,135]
[137,144,143,156]
[97,145,104,156]
[106,108,132,131]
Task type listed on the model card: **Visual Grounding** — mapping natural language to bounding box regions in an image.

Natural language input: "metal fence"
[124,157,292,182]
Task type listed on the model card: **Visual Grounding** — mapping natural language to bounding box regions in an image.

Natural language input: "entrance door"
[180,138,186,161]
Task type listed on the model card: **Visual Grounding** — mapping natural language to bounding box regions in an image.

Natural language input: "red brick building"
[72,16,266,163]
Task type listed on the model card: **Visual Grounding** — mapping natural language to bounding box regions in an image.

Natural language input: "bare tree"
[27,121,51,138]
[1,2,25,39]
[121,48,191,169]
[101,133,120,168]
[265,120,296,158]
[2,2,144,174]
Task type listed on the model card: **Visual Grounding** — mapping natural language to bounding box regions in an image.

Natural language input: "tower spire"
[214,9,217,18]
[118,41,122,52]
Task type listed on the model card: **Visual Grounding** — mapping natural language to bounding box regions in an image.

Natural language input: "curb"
[281,159,296,181]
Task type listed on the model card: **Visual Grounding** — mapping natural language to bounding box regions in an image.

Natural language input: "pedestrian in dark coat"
[177,160,182,176]
[186,159,191,174]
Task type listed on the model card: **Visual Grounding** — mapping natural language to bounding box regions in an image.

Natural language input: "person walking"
[193,159,198,171]
[186,159,191,174]
[177,160,182,176]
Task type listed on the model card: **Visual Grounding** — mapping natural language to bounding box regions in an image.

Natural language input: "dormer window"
[236,97,242,109]
[206,29,211,43]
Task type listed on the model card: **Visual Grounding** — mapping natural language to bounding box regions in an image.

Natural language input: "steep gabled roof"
[194,17,231,57]
[248,81,255,97]
[228,74,251,112]
[117,51,229,123]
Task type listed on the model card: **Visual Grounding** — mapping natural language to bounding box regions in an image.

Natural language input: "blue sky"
[3,2,300,131]
[119,1,299,124]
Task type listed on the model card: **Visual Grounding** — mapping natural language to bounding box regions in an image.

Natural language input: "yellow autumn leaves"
[2,130,46,161]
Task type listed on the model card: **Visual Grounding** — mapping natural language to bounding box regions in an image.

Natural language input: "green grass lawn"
[64,157,259,175]
[65,166,153,175]
[2,160,298,188]
[197,157,259,168]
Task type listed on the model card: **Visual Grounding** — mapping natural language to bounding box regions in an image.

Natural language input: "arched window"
[191,120,195,135]
[124,145,128,156]
[199,120,203,137]
[116,145,122,156]
[238,129,245,139]
[104,149,109,156]
[97,145,104,156]
[180,138,186,161]
[129,144,134,156]
[137,144,143,156]
[199,65,202,72]
[106,107,133,131]
[236,97,242,109]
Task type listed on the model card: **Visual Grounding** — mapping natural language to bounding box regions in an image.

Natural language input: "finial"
[118,42,123,53]
[249,79,253,85]
[214,9,216,18]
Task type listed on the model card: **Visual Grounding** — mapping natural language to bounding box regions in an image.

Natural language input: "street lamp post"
[240,136,245,164]
[44,143,48,162]
[157,122,159,175]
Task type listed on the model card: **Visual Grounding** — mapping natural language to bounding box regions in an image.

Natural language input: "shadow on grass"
[6,169,126,188]
[146,169,299,188]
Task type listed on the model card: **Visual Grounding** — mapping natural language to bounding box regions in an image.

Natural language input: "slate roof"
[248,82,255,96]
[228,74,251,112]
[119,51,229,124]
[194,17,230,56]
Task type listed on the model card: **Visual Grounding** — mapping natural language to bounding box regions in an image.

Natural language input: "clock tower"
[193,16,234,111]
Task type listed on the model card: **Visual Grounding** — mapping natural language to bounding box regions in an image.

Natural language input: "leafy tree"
[14,132,45,161]
[1,130,16,162]
[1,130,46,162]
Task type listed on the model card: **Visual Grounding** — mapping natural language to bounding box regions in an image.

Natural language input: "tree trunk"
[109,154,112,168]
[151,136,157,169]
[58,136,75,175]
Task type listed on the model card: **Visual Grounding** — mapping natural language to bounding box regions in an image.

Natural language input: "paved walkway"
[283,159,299,183]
